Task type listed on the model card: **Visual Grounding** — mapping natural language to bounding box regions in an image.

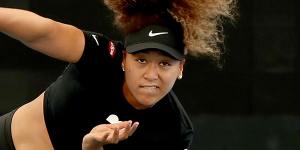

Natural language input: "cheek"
[125,68,140,90]
[161,72,178,91]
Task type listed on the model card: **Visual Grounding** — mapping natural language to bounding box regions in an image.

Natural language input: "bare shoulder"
[11,92,54,150]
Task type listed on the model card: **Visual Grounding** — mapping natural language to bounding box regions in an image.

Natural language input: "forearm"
[0,7,85,63]
[82,135,104,150]
[0,7,54,44]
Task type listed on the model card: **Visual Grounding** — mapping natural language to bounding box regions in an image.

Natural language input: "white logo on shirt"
[92,34,99,46]
[148,30,168,37]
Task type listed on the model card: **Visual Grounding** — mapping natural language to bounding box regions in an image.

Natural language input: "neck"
[122,82,147,110]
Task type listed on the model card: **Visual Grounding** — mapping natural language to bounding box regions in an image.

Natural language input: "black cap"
[125,25,185,60]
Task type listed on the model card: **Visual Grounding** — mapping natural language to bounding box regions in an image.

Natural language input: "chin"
[136,95,160,108]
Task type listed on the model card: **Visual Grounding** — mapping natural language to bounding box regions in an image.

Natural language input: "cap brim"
[126,42,184,60]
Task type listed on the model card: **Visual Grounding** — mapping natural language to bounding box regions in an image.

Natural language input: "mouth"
[139,85,159,89]
[138,85,160,94]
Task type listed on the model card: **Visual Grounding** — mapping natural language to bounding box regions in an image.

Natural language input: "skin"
[122,50,185,110]
[1,7,185,150]
[82,121,139,150]
[82,50,185,149]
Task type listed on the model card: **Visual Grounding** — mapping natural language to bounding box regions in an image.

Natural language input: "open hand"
[82,121,139,150]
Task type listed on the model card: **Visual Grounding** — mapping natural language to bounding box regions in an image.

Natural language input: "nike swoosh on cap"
[148,30,168,37]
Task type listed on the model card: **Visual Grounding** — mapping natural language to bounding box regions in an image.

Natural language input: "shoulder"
[82,30,123,58]
[75,31,124,70]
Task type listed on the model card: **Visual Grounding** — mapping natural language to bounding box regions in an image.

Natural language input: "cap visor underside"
[126,42,184,60]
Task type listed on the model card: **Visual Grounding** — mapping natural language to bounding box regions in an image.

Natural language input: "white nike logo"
[148,30,168,37]
[92,34,99,46]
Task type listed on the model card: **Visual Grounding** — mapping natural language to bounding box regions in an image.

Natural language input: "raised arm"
[0,7,84,63]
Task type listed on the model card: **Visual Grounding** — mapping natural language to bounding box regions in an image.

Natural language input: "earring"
[121,63,125,71]
[178,74,183,80]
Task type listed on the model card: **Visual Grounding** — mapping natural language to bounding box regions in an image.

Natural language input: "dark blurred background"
[0,0,299,149]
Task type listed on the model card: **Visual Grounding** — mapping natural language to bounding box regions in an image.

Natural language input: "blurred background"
[0,0,299,149]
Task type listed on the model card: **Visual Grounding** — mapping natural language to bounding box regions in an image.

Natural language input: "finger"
[91,121,130,143]
[90,130,110,143]
[113,120,132,129]
[110,120,131,136]
[90,125,117,144]
[91,124,112,133]
[89,121,133,144]
[128,122,139,137]
[105,127,120,144]
[118,121,133,141]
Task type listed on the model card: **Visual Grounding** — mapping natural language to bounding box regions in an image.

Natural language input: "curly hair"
[104,0,237,63]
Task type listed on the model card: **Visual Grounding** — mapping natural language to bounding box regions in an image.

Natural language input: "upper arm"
[0,8,85,63]
[25,20,85,63]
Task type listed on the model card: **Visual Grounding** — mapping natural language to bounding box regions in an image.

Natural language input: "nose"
[143,63,159,81]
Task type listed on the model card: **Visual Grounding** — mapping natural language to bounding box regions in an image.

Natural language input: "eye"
[136,59,147,64]
[159,61,171,67]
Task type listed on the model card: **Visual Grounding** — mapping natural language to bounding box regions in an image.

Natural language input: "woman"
[0,0,236,149]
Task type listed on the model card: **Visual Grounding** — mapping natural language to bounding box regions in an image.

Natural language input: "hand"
[82,120,139,150]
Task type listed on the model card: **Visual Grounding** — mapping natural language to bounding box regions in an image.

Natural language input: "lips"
[138,85,160,94]
[139,85,159,89]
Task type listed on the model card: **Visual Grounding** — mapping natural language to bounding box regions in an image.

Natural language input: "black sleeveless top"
[43,31,194,150]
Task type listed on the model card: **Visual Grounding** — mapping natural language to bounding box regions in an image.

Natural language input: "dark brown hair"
[104,0,237,62]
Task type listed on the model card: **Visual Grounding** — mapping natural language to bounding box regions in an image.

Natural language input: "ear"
[177,59,185,80]
[179,59,186,73]
[122,50,127,65]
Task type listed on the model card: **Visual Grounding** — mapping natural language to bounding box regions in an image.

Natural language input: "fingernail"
[135,122,139,127]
